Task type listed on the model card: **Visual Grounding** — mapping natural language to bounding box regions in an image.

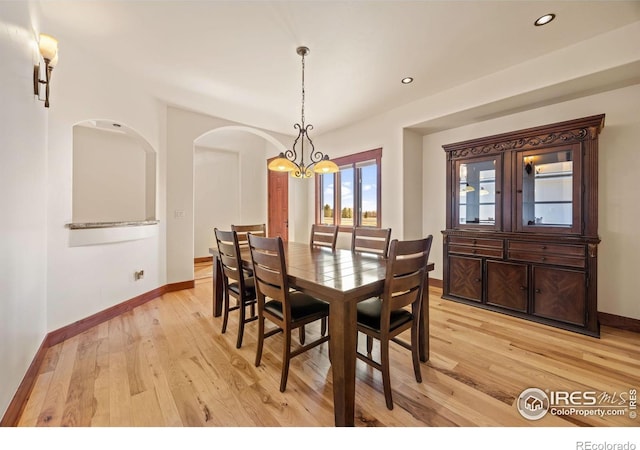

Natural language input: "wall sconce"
[33,34,59,108]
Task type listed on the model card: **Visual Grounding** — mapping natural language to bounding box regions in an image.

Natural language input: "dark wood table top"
[211,241,433,301]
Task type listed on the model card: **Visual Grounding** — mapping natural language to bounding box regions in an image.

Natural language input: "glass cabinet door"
[454,156,501,229]
[516,144,582,233]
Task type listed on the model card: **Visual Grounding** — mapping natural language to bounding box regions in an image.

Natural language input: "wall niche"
[71,120,157,227]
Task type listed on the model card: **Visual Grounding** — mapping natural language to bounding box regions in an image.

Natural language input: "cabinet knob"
[541,257,546,261]
[535,288,541,294]
[541,245,547,250]
[520,286,527,290]
[475,278,481,283]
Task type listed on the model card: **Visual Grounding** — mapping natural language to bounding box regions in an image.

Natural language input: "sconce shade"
[268,153,297,172]
[39,34,58,61]
[313,158,339,174]
[49,51,59,68]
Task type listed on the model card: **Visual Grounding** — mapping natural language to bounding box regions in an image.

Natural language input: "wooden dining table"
[209,241,434,426]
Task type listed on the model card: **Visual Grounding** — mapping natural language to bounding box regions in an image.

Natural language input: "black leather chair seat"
[228,277,256,298]
[265,292,329,321]
[356,297,412,332]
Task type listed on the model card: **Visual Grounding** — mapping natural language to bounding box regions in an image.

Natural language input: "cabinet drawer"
[449,245,503,258]
[508,241,585,257]
[449,236,503,248]
[508,250,585,268]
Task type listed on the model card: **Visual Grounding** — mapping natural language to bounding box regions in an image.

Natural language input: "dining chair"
[214,228,258,349]
[309,224,338,251]
[355,235,433,410]
[351,226,392,258]
[248,234,330,392]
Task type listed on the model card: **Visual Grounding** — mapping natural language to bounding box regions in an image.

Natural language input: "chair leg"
[380,337,394,410]
[411,323,422,383]
[366,335,374,354]
[255,315,265,367]
[320,317,327,336]
[221,290,230,334]
[298,325,306,345]
[280,328,292,392]
[236,297,245,349]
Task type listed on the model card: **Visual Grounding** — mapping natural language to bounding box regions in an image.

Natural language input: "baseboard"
[0,279,194,427]
[0,339,49,427]
[598,312,640,333]
[194,256,213,264]
[429,277,443,289]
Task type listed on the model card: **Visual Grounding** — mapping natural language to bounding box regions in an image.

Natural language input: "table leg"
[212,254,223,317]
[329,300,357,427]
[419,272,430,362]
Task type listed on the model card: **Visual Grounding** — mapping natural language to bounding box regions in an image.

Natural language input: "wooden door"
[267,162,288,241]
[486,260,528,312]
[448,255,482,302]
[532,266,586,326]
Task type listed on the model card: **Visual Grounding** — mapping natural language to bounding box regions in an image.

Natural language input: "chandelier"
[268,46,339,178]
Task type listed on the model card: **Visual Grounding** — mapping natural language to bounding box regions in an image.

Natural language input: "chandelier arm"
[305,125,323,165]
[286,123,303,164]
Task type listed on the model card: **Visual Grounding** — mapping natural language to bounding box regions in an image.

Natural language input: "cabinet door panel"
[516,144,582,234]
[532,266,586,325]
[454,156,501,230]
[486,261,528,312]
[448,255,482,302]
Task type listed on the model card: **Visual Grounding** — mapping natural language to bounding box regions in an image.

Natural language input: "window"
[316,148,382,229]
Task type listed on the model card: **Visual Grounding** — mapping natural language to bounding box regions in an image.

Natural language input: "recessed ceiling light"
[534,13,556,26]
[401,77,413,84]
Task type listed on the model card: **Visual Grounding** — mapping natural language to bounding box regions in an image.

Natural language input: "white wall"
[46,37,165,331]
[0,2,48,418]
[194,148,239,258]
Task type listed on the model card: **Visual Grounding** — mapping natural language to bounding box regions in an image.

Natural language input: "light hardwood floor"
[17,265,640,427]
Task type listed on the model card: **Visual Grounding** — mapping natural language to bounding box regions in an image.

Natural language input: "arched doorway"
[192,126,288,258]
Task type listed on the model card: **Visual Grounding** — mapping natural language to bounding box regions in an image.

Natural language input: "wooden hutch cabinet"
[442,114,604,337]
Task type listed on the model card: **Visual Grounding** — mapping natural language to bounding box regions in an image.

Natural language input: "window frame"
[315,147,382,231]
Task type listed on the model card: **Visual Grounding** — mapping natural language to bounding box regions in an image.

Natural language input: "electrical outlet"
[134,270,144,280]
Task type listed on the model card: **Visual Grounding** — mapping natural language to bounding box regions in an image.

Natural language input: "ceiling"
[40,1,640,136]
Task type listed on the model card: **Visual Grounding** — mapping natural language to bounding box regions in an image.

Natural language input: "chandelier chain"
[300,51,305,128]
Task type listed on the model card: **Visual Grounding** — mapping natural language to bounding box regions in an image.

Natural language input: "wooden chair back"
[214,228,244,285]
[351,227,392,258]
[232,223,266,249]
[383,236,433,315]
[247,234,290,317]
[309,224,338,250]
